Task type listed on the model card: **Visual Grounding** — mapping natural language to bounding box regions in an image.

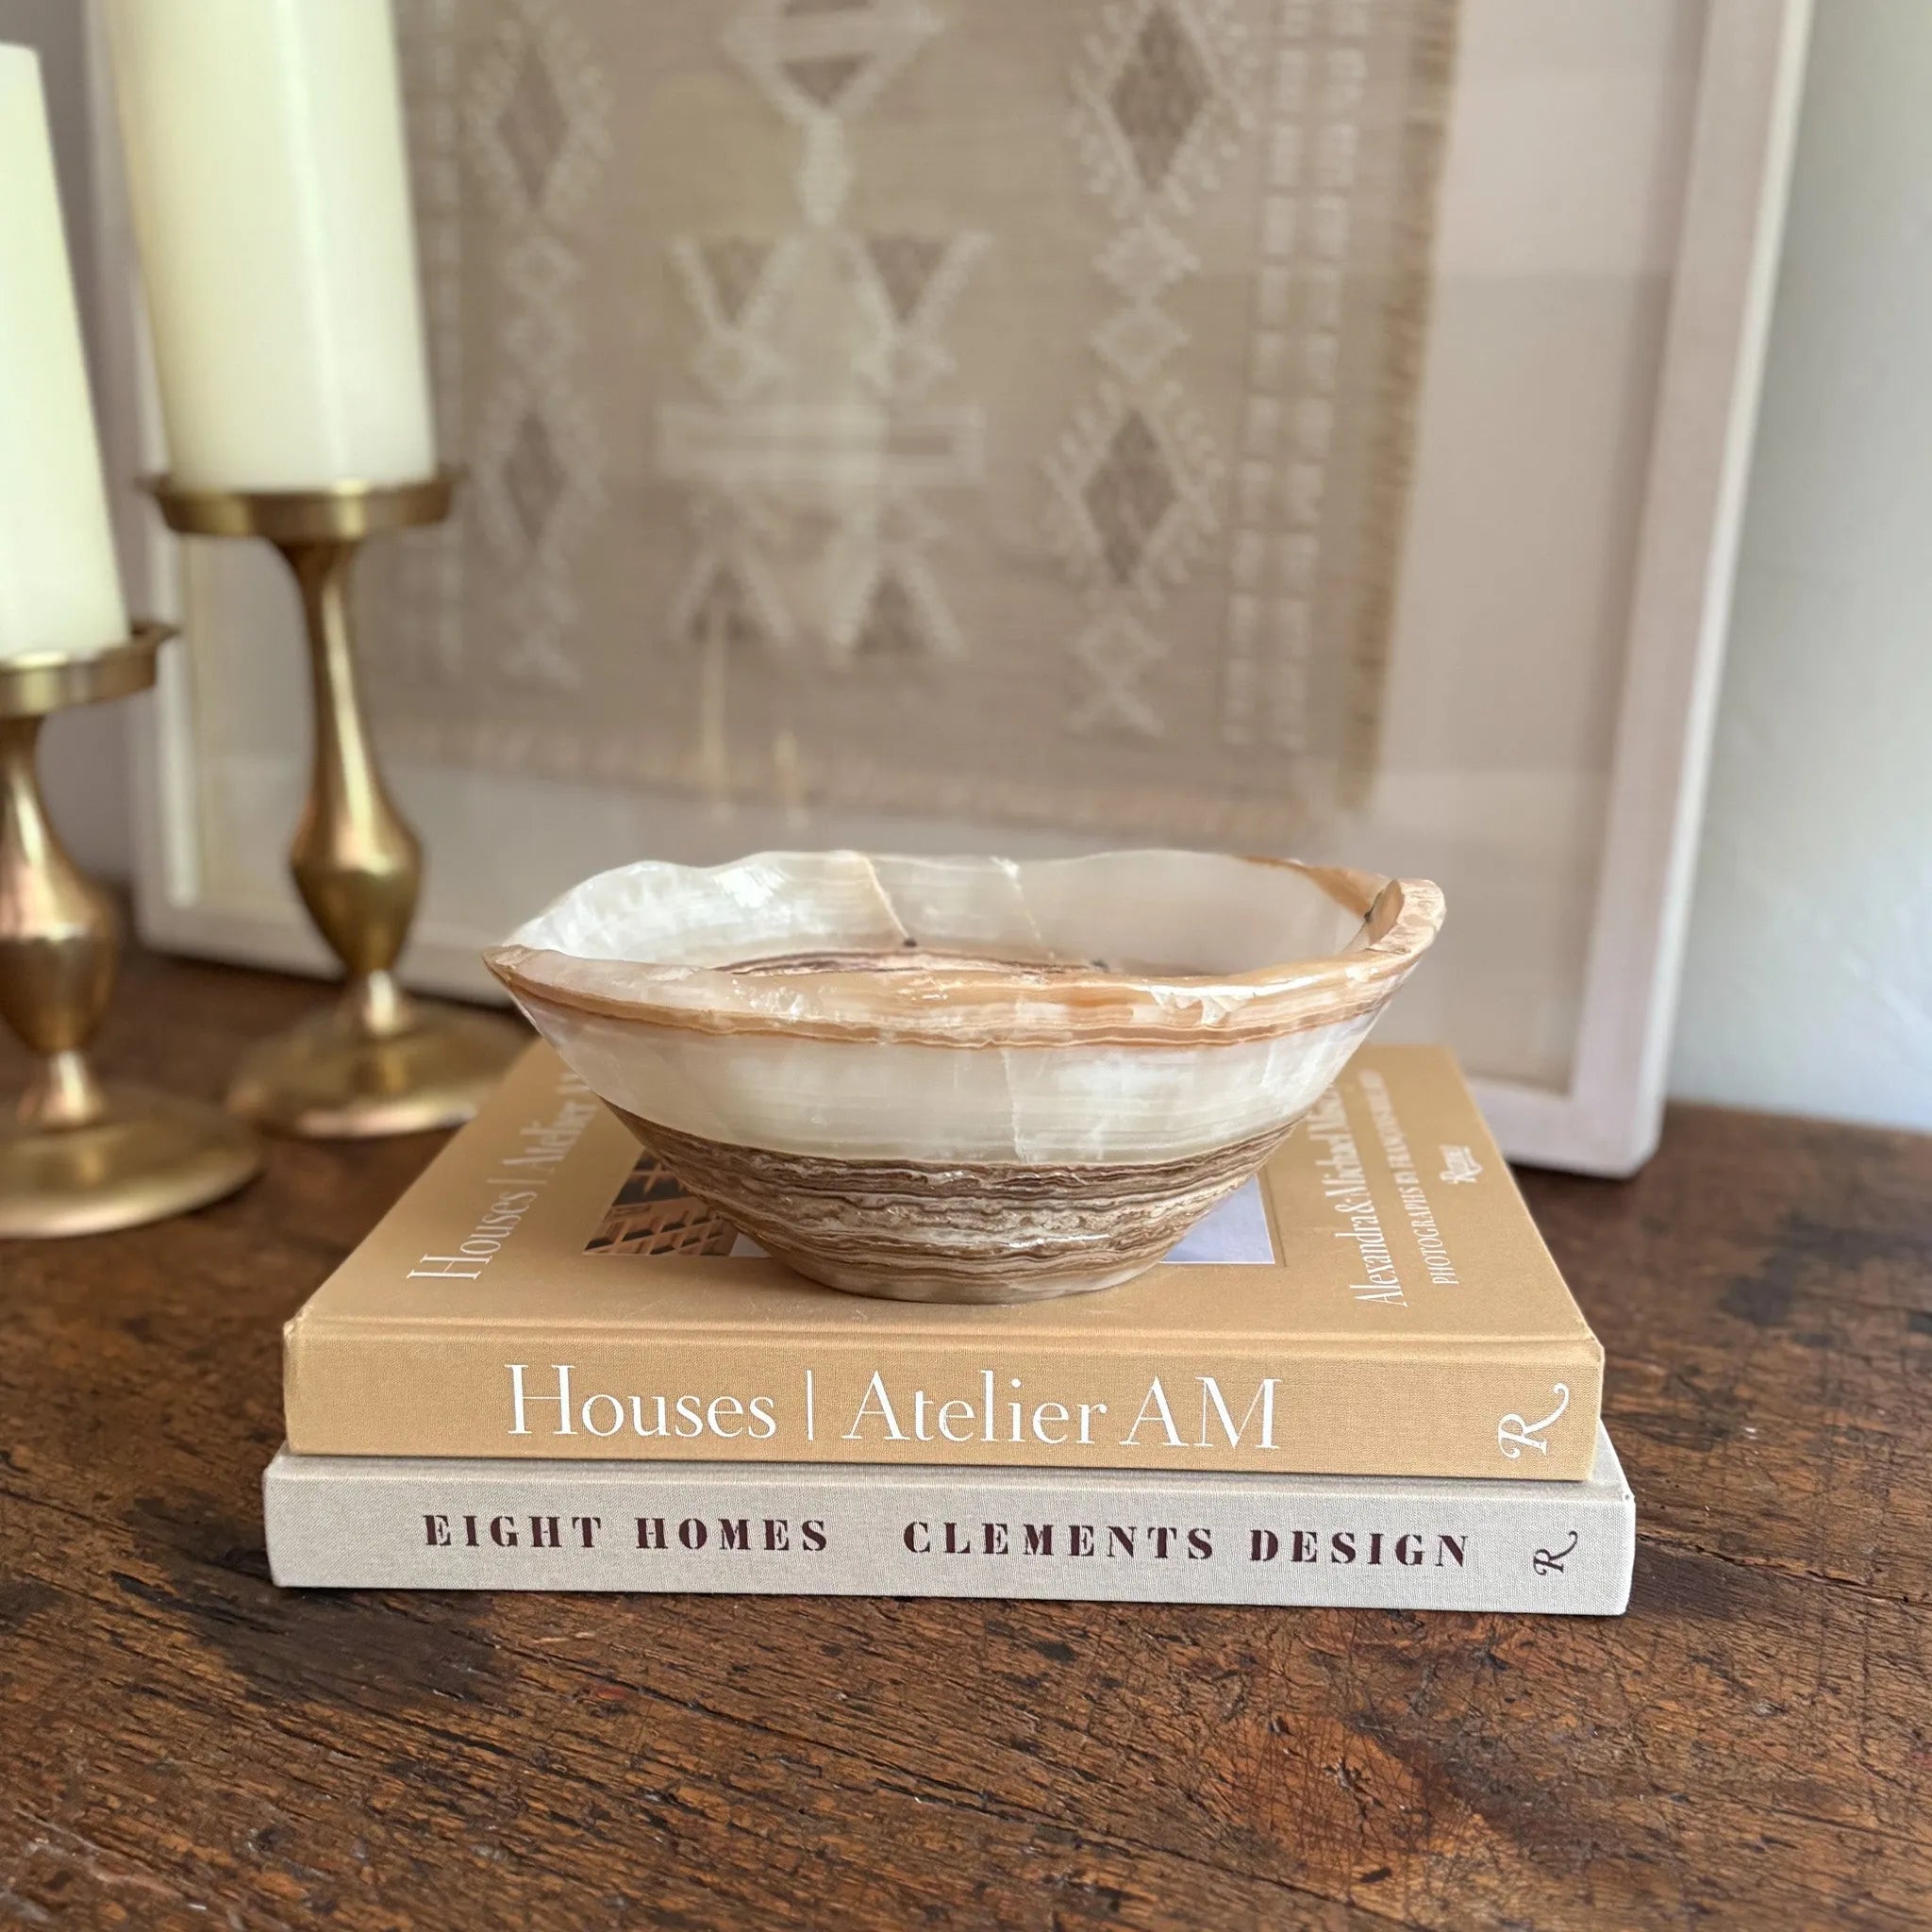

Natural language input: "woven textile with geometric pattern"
[364,0,1457,845]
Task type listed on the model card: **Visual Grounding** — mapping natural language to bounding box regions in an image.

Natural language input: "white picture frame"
[87,0,1811,1176]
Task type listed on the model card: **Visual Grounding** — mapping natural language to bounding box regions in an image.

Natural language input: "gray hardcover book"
[264,1425,1634,1613]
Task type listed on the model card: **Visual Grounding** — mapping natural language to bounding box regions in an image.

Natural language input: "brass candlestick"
[146,472,522,1138]
[0,626,261,1236]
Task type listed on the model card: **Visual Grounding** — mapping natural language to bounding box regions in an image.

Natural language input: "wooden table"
[1,947,1926,1931]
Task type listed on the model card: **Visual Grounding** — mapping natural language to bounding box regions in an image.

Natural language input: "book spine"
[283,1327,1604,1479]
[263,1453,1634,1612]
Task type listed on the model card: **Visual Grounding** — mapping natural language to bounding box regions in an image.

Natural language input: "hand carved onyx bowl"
[485,852,1443,1305]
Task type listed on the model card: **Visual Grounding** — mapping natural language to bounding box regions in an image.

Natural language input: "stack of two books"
[267,1045,1633,1614]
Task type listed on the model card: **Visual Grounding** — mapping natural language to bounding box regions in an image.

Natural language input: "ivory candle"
[105,0,435,491]
[0,49,127,661]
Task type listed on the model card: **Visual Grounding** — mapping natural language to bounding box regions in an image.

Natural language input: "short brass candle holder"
[145,472,523,1138]
[0,626,262,1236]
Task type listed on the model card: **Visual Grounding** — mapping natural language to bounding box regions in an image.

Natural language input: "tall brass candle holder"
[146,472,523,1138]
[0,626,262,1235]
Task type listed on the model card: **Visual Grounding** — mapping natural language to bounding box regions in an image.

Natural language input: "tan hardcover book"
[283,1043,1604,1478]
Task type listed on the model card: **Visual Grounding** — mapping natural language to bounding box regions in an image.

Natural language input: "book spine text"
[283,1331,1603,1479]
[263,1451,1634,1611]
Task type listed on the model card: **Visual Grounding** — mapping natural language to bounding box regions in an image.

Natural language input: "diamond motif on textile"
[1108,5,1213,193]
[503,411,567,546]
[686,562,772,652]
[498,42,570,206]
[1084,409,1178,583]
[863,234,948,323]
[1096,217,1198,303]
[725,0,941,135]
[1093,303,1189,384]
[698,238,774,325]
[782,53,869,109]
[1070,610,1166,737]
[853,572,925,656]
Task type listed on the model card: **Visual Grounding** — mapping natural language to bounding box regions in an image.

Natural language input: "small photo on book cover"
[585,1156,1279,1267]
[582,1158,739,1258]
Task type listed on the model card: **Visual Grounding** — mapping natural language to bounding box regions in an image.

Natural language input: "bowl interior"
[510,851,1374,982]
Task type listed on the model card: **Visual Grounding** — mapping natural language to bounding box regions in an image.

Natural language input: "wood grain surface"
[1,946,1927,1931]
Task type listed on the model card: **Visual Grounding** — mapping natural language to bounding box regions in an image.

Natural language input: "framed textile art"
[93,0,1810,1174]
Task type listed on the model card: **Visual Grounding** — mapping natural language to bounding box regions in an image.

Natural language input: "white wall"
[1670,0,1932,1132]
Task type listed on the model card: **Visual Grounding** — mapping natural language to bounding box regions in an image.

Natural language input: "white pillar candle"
[0,48,128,661]
[105,0,436,491]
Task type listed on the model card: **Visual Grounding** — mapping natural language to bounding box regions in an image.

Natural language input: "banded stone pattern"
[608,1105,1302,1304]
